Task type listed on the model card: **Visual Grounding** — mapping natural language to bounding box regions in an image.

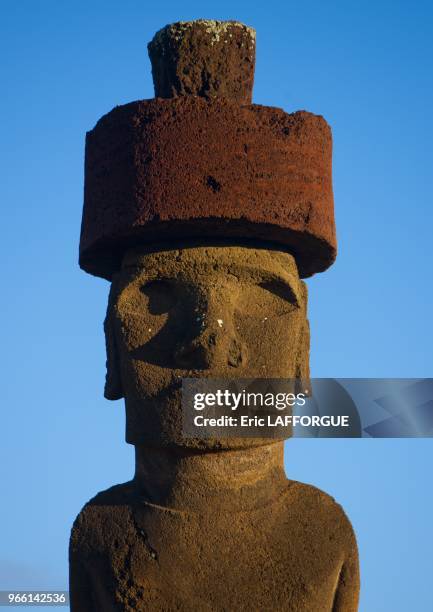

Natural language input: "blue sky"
[1,1,432,610]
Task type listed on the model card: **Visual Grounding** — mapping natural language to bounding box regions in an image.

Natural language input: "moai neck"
[134,442,287,513]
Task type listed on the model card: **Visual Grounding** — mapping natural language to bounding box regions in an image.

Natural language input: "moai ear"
[295,281,311,396]
[104,278,124,400]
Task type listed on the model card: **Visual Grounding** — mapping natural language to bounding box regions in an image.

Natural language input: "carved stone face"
[105,243,310,448]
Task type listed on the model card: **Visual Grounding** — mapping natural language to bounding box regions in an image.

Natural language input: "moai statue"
[70,20,360,611]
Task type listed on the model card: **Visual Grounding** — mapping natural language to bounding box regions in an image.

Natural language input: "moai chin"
[70,20,360,611]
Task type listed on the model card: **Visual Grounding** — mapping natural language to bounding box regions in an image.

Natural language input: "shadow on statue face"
[104,243,310,449]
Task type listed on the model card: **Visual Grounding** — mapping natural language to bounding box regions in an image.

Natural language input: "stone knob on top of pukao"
[148,20,256,103]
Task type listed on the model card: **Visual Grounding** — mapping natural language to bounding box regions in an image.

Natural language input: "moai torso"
[70,479,358,611]
[71,20,359,612]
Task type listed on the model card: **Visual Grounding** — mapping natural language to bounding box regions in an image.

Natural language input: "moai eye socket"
[235,279,299,321]
[140,280,178,315]
[258,280,299,309]
[231,279,299,326]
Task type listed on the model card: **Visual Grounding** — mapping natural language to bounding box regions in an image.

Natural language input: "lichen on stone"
[149,19,256,49]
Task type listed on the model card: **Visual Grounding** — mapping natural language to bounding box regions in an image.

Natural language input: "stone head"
[104,241,310,449]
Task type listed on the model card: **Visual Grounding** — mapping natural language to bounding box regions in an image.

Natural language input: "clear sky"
[1,1,432,610]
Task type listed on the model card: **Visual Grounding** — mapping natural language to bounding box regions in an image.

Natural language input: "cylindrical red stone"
[148,20,256,103]
[79,97,336,279]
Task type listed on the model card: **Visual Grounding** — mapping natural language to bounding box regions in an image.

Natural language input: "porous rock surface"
[70,477,359,611]
[106,245,310,447]
[148,20,256,102]
[80,97,335,280]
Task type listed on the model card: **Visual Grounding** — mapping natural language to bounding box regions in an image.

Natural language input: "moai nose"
[174,288,246,370]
